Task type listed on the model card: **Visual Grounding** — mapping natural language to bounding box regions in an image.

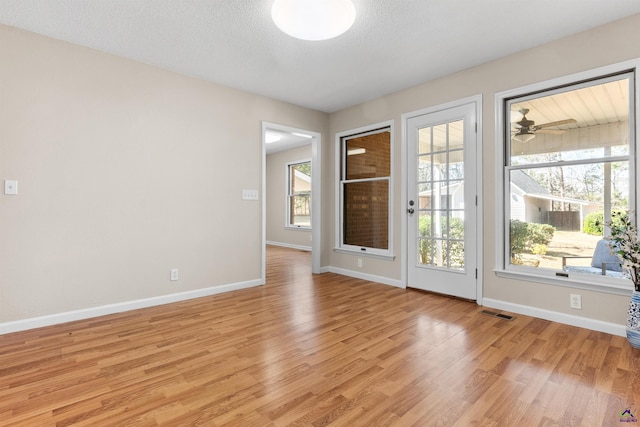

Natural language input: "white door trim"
[401,95,483,303]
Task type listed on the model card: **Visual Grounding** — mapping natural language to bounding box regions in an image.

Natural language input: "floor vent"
[481,310,515,321]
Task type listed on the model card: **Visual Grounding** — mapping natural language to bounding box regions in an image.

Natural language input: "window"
[337,123,393,256]
[498,67,636,289]
[287,160,311,229]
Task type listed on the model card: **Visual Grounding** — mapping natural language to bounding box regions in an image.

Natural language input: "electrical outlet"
[170,269,179,281]
[570,293,582,310]
[357,258,363,268]
[4,180,18,195]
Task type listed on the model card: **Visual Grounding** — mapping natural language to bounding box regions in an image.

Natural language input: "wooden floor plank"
[0,245,638,426]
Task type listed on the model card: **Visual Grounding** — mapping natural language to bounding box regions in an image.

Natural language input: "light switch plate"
[242,189,259,200]
[4,180,18,195]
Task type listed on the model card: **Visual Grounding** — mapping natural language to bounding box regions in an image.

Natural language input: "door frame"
[401,95,483,303]
[261,122,322,281]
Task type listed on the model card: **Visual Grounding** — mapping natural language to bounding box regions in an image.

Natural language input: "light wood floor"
[1,245,638,426]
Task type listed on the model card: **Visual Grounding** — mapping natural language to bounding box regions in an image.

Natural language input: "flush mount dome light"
[271,0,356,41]
[265,132,282,143]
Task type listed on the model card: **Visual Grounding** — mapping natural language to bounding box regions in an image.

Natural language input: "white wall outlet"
[570,294,582,310]
[4,180,18,195]
[170,269,179,281]
[357,258,363,268]
[242,189,259,200]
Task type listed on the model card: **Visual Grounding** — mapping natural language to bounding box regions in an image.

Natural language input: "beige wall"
[325,13,640,325]
[0,24,328,323]
[266,145,312,248]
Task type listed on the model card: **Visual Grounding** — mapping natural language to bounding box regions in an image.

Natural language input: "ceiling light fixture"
[265,132,282,144]
[271,0,356,41]
[512,128,536,144]
[292,132,313,139]
[347,148,366,156]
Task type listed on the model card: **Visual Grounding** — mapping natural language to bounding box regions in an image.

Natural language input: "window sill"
[334,247,396,261]
[494,268,634,297]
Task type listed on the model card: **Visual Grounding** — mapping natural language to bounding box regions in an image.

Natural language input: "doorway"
[404,99,480,300]
[262,122,321,281]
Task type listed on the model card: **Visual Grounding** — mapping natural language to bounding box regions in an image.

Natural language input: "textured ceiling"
[0,1,639,113]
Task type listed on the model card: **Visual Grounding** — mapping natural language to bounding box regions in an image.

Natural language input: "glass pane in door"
[416,120,465,270]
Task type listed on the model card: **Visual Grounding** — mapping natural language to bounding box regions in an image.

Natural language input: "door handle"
[407,208,415,215]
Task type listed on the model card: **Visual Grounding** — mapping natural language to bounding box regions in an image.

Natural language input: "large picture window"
[338,124,392,256]
[500,69,635,287]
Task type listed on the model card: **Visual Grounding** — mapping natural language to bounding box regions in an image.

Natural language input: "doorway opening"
[262,122,321,281]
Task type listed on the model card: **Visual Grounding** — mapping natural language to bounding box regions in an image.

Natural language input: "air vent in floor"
[480,309,515,321]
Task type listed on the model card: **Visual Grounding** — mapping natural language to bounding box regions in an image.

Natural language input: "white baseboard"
[482,298,626,337]
[327,266,405,288]
[266,241,312,252]
[0,279,264,335]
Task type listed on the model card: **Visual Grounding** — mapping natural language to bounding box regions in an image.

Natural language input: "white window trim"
[285,159,312,230]
[335,120,395,259]
[494,59,640,296]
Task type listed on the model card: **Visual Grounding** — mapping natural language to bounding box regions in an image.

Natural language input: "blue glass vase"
[627,291,640,349]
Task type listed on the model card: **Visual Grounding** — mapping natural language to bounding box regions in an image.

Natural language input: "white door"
[407,102,477,299]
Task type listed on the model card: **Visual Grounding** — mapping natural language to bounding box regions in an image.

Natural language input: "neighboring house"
[418,170,600,230]
[510,169,550,223]
[510,170,600,230]
[419,181,465,220]
[293,168,311,193]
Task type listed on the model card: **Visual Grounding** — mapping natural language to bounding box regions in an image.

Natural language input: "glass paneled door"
[407,102,478,299]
